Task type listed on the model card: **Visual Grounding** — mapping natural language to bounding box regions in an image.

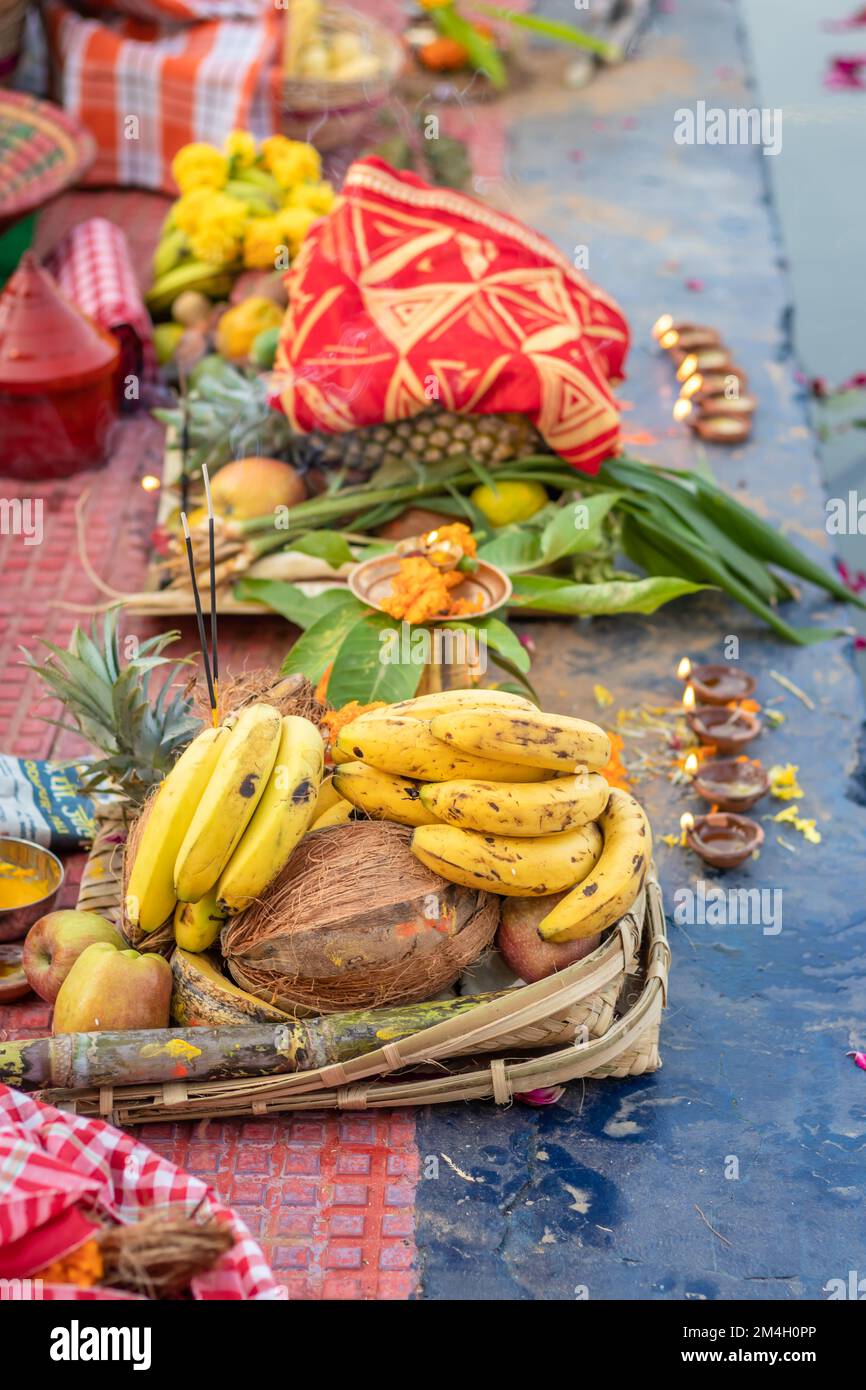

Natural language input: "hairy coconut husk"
[189,670,330,727]
[98,1209,234,1300]
[222,821,498,1015]
[120,795,175,958]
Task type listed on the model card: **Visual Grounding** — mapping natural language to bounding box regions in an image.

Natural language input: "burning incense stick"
[201,464,219,724]
[181,510,216,723]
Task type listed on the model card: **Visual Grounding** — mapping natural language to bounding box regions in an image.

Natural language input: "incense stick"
[181,511,216,721]
[201,465,219,725]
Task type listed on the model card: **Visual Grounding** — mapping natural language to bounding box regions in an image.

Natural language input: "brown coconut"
[221,821,498,1015]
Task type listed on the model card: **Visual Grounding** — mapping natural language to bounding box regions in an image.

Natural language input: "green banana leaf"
[234,579,358,630]
[279,599,368,683]
[510,574,710,616]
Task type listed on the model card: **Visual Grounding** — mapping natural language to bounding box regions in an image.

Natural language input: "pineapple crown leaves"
[20,610,201,805]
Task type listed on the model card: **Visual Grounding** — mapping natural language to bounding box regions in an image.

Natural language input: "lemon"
[471,480,549,528]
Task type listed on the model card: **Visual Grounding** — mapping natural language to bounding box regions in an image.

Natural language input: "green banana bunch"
[146,261,234,315]
[151,228,189,281]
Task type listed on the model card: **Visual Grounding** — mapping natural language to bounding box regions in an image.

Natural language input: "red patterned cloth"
[0,1085,282,1300]
[273,158,630,474]
[45,217,155,386]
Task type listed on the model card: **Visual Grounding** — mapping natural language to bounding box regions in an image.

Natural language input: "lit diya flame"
[683,684,696,711]
[659,329,680,350]
[676,656,692,680]
[680,810,695,845]
[651,313,674,341]
[673,397,693,422]
[680,372,703,398]
[141,475,161,492]
[676,354,699,383]
[684,752,699,777]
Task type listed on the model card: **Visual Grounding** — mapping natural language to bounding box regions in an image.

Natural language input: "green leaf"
[472,2,620,58]
[327,612,423,706]
[431,4,506,87]
[234,579,359,631]
[540,494,620,565]
[510,574,709,616]
[477,527,542,574]
[290,530,355,570]
[279,599,368,683]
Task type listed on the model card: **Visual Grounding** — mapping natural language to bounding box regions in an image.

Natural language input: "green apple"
[23,910,125,1003]
[53,942,172,1034]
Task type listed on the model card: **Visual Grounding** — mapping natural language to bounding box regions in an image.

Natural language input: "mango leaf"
[326,612,423,707]
[539,493,621,565]
[290,531,355,569]
[279,598,368,683]
[477,527,542,573]
[234,578,358,630]
[510,574,709,616]
[439,615,536,697]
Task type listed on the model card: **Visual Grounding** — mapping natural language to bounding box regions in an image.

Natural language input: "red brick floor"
[0,190,419,1297]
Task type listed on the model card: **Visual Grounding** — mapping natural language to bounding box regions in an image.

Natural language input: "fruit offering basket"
[52,868,667,1125]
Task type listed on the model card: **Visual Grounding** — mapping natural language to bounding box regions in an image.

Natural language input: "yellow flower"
[266,141,322,190]
[171,142,228,194]
[768,763,804,800]
[277,205,320,255]
[173,188,216,236]
[225,130,257,168]
[772,804,822,844]
[243,216,287,270]
[287,180,336,215]
[187,193,247,266]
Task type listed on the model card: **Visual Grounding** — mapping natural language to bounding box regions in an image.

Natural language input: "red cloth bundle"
[0,1085,281,1300]
[273,158,630,474]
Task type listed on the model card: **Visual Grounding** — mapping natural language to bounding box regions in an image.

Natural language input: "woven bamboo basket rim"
[0,90,96,225]
[58,847,669,1123]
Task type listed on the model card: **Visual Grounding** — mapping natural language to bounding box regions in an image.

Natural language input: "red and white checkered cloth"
[45,217,155,384]
[43,0,281,194]
[0,1085,283,1300]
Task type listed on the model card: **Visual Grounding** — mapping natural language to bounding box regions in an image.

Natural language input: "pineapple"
[302,409,545,488]
[154,362,545,487]
[22,611,201,806]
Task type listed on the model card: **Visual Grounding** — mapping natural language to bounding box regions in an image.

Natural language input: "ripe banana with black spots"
[216,715,324,913]
[126,725,229,933]
[310,797,354,829]
[410,821,603,896]
[337,714,550,784]
[538,788,652,941]
[386,688,535,720]
[430,708,611,772]
[333,761,440,827]
[174,703,282,902]
[419,771,610,837]
[174,889,226,953]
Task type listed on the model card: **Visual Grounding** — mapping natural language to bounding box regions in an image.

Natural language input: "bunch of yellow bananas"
[125,705,324,952]
[332,688,653,941]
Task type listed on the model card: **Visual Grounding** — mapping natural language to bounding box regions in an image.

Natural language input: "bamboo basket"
[64,815,669,1124]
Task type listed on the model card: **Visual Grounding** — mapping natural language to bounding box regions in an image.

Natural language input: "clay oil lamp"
[685,811,765,869]
[692,757,770,813]
[681,367,749,401]
[654,320,722,354]
[693,414,752,444]
[676,347,734,381]
[686,703,762,753]
[677,660,757,706]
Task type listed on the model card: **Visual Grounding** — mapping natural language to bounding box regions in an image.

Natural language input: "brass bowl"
[348,553,512,621]
[0,836,64,942]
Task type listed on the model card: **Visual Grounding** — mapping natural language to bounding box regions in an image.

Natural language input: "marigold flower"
[173,187,216,236]
[171,142,229,194]
[286,180,337,215]
[276,205,320,255]
[225,129,257,167]
[243,216,287,269]
[268,142,322,189]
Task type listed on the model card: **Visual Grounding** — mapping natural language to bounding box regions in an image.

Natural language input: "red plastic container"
[0,252,120,479]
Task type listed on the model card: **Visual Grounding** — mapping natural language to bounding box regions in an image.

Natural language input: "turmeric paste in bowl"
[0,836,64,941]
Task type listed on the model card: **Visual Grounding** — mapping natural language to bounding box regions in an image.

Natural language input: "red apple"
[0,943,31,1003]
[23,910,125,1003]
[498,895,602,983]
[211,457,306,520]
[53,942,172,1034]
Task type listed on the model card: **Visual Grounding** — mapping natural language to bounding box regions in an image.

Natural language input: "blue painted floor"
[414,0,866,1300]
